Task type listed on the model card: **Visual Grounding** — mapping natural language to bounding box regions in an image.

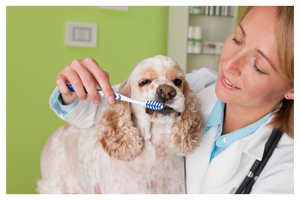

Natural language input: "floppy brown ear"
[169,81,202,155]
[97,79,143,161]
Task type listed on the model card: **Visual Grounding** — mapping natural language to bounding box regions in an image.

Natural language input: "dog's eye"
[173,79,182,86]
[139,79,151,87]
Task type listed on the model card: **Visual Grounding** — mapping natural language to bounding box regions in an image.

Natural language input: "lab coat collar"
[200,118,274,192]
[242,118,274,161]
[204,99,224,133]
[187,83,275,193]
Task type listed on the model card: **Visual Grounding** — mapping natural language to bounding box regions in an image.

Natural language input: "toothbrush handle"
[114,93,145,106]
[66,83,145,106]
[66,83,102,95]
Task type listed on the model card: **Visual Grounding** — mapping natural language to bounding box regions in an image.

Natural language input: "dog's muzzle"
[146,85,181,116]
[156,85,177,103]
[145,105,181,116]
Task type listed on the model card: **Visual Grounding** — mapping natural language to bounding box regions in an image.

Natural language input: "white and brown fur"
[37,55,202,194]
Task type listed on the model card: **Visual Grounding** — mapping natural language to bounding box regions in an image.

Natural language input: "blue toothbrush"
[66,83,163,110]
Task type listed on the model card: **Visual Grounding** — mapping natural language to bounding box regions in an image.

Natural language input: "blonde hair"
[237,6,294,138]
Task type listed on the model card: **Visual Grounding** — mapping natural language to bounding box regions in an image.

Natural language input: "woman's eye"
[173,79,182,86]
[232,37,242,45]
[139,79,151,87]
[253,63,267,75]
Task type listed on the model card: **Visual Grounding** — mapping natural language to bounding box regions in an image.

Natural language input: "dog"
[37,55,202,194]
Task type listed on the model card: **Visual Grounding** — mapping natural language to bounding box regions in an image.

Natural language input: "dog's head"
[97,55,202,161]
[127,56,186,124]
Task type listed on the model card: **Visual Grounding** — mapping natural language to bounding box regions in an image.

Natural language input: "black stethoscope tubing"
[235,128,283,194]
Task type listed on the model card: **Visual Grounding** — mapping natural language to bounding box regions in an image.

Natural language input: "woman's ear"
[169,81,202,156]
[97,79,143,161]
[284,89,294,100]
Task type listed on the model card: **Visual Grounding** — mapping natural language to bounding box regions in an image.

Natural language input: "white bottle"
[209,6,214,16]
[193,6,202,14]
[215,6,220,16]
[221,6,228,16]
[224,6,228,16]
[193,26,202,54]
[205,6,209,15]
[187,26,194,54]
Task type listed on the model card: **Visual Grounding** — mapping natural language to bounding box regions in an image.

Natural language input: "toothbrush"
[66,83,163,110]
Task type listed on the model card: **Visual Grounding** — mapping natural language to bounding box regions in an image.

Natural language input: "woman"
[51,6,294,193]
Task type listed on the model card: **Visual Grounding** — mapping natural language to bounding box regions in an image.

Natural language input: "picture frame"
[99,4,129,11]
[66,22,98,47]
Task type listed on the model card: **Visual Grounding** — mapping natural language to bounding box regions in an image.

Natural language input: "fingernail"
[108,96,114,104]
[95,186,100,191]
[95,100,100,105]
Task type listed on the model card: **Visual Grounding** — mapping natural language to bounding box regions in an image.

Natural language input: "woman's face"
[215,6,293,108]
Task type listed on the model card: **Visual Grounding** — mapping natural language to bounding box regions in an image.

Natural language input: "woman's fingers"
[56,73,79,105]
[94,184,101,194]
[72,59,101,105]
[55,57,115,105]
[82,57,115,104]
[65,62,88,101]
[56,74,72,97]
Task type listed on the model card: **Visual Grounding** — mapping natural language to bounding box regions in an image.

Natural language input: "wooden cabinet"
[167,6,238,73]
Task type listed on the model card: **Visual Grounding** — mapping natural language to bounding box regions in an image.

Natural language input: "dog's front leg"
[144,116,152,142]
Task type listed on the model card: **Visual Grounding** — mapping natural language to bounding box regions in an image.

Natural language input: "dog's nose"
[156,85,177,102]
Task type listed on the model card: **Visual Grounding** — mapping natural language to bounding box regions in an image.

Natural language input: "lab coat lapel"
[199,140,246,192]
[186,84,218,194]
[186,126,217,193]
[242,120,273,160]
[199,119,274,193]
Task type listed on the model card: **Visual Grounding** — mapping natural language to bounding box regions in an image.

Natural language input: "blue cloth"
[49,87,80,117]
[205,99,272,163]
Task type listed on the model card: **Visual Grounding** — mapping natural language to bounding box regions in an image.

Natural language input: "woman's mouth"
[221,74,240,90]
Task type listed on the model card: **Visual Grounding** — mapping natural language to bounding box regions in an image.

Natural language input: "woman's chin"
[215,80,232,103]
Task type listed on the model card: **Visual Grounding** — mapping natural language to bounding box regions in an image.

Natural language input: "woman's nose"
[222,50,246,76]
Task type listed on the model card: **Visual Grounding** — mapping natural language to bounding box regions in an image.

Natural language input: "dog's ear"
[169,81,202,155]
[97,78,143,161]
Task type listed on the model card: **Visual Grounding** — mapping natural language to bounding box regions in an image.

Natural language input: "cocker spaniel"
[37,55,202,194]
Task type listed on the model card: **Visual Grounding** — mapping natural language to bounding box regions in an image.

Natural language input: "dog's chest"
[75,127,185,193]
[99,137,185,193]
[70,125,185,194]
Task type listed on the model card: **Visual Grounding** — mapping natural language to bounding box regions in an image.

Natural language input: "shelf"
[167,6,237,73]
[189,14,234,18]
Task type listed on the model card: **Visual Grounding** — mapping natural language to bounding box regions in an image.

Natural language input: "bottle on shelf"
[190,4,202,15]
[221,6,228,16]
[187,26,194,54]
[193,26,202,54]
[205,6,209,15]
[209,6,214,16]
[215,6,220,16]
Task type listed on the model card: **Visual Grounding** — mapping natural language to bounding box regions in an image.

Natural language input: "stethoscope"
[235,128,283,194]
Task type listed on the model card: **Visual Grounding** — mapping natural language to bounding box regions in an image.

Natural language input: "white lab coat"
[50,68,294,194]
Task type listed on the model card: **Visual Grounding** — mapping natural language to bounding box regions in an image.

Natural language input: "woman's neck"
[222,102,278,135]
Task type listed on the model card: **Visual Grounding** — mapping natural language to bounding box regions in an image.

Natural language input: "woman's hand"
[56,57,115,105]
[94,184,101,194]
